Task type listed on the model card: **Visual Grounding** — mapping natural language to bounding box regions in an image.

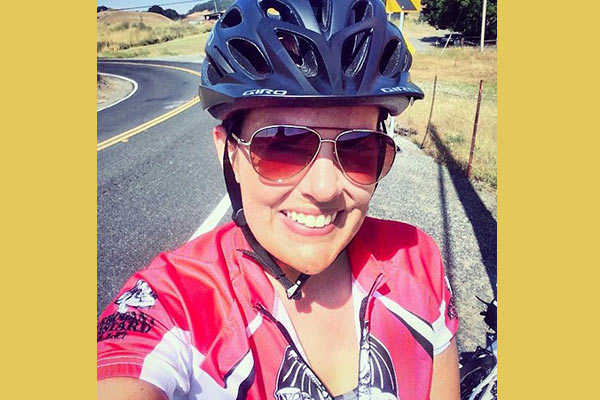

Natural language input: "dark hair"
[222,112,246,137]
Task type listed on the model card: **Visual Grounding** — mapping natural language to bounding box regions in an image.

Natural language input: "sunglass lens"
[336,131,396,184]
[250,127,320,180]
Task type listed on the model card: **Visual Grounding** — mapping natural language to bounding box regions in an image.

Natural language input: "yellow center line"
[97,61,202,152]
[97,97,200,152]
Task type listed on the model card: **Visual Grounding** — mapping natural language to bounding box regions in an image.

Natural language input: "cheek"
[237,162,286,220]
[349,184,375,213]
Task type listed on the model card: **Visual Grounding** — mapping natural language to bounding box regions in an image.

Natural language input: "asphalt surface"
[97,60,224,319]
[97,58,496,354]
[97,60,202,141]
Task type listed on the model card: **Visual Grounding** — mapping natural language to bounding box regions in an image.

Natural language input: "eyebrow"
[261,125,376,131]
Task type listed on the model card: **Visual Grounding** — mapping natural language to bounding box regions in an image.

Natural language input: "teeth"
[315,215,325,228]
[284,211,337,229]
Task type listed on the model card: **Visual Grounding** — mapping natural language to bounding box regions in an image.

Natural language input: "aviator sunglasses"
[230,125,397,185]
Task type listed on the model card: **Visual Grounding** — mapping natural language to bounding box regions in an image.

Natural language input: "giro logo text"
[242,89,288,96]
[381,86,411,93]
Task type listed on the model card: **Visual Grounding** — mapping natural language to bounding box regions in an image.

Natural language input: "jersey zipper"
[357,273,386,400]
[254,272,386,400]
[253,302,335,399]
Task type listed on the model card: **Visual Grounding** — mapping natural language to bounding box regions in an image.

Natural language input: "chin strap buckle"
[232,208,247,227]
[286,273,309,300]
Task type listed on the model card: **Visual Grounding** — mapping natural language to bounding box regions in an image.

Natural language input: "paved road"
[97,60,202,141]
[97,60,225,318]
[97,59,496,353]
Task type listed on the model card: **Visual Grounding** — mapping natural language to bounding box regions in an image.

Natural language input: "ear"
[212,125,228,169]
[212,125,240,183]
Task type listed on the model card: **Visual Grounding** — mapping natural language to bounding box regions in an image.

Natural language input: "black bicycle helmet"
[198,0,424,300]
[199,0,424,120]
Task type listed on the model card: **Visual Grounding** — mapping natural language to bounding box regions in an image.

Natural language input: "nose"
[297,141,343,203]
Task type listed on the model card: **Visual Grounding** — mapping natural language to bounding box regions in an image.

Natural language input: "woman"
[97,1,459,399]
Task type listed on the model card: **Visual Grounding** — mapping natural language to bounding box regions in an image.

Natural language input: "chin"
[278,247,338,276]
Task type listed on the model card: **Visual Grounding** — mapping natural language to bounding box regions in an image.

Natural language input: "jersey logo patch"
[115,279,157,313]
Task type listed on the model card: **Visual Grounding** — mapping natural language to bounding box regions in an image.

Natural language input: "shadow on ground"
[425,124,497,298]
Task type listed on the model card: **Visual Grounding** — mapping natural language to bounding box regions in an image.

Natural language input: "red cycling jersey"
[97,217,458,399]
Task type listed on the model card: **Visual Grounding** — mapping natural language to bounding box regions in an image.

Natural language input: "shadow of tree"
[419,35,445,44]
[427,124,497,297]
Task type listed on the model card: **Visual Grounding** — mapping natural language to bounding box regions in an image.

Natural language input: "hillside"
[184,11,212,23]
[97,10,173,27]
[97,10,211,55]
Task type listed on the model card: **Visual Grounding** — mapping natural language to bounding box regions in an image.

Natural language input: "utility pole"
[213,0,218,13]
[480,0,487,52]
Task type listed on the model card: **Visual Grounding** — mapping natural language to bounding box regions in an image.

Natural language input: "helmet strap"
[223,131,309,300]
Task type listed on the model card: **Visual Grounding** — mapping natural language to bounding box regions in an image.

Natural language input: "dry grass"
[395,48,497,189]
[97,10,213,55]
[97,10,173,26]
[402,13,449,37]
[99,33,209,58]
[389,13,497,190]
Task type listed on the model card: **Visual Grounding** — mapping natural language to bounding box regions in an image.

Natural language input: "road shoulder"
[97,74,134,111]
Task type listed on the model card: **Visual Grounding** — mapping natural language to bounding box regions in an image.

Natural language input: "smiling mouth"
[283,211,338,229]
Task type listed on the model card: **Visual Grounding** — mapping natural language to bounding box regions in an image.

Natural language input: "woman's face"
[217,105,380,276]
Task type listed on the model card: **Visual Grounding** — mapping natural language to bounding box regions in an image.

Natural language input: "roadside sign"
[385,0,421,13]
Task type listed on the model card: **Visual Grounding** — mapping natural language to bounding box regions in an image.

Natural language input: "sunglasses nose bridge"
[311,137,339,166]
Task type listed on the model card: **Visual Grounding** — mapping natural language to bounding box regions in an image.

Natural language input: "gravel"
[97,73,134,110]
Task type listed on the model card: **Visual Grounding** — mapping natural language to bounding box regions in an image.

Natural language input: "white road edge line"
[189,195,231,241]
[97,72,139,112]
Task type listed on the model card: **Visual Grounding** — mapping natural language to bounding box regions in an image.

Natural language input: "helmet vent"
[276,30,318,78]
[379,39,402,77]
[227,38,272,79]
[202,56,223,85]
[259,0,299,26]
[212,46,235,74]
[402,51,412,71]
[341,29,372,77]
[347,0,373,26]
[220,7,242,28]
[309,0,331,31]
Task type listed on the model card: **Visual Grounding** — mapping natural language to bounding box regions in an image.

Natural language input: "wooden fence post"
[420,75,438,149]
[467,80,484,178]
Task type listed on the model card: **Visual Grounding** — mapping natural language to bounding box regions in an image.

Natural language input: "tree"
[97,5,108,12]
[187,0,235,14]
[148,5,182,20]
[187,2,213,14]
[421,0,496,40]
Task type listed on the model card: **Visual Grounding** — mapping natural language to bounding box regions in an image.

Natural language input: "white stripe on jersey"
[246,313,262,338]
[273,296,310,363]
[431,299,454,355]
[139,326,256,399]
[140,327,198,398]
[374,292,434,344]
[188,349,255,399]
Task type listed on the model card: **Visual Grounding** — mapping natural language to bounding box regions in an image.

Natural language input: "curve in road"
[97,72,139,112]
[97,61,202,144]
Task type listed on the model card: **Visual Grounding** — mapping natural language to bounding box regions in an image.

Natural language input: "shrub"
[114,21,130,31]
